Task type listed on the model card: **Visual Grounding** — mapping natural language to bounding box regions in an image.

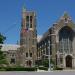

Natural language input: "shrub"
[38,66,48,71]
[0,67,6,71]
[53,66,63,70]
[0,67,37,71]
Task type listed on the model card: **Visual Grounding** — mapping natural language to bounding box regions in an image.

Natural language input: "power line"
[2,23,20,35]
[1,22,21,44]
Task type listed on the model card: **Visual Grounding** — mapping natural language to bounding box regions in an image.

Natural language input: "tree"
[0,33,8,67]
[42,59,55,68]
[0,33,6,44]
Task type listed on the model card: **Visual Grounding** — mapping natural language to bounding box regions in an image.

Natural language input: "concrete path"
[0,71,75,75]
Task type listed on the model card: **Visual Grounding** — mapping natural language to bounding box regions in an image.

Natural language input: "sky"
[0,0,75,44]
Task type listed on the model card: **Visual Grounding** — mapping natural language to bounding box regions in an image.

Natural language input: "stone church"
[0,7,37,67]
[0,7,75,69]
[37,12,75,69]
[18,7,37,67]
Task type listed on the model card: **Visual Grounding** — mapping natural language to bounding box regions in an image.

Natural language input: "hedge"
[53,66,63,70]
[0,67,37,71]
[38,67,48,71]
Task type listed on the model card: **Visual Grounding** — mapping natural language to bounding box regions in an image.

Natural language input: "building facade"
[0,44,20,67]
[0,8,37,67]
[1,9,75,69]
[19,7,37,67]
[37,13,75,69]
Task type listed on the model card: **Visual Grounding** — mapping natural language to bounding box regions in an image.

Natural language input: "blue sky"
[0,0,75,44]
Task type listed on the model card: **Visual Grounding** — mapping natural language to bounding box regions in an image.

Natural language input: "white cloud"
[37,35,42,42]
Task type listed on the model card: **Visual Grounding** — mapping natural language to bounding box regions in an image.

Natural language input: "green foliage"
[0,67,6,71]
[42,59,55,68]
[0,51,8,66]
[53,66,63,70]
[0,33,8,66]
[42,59,49,67]
[2,67,37,71]
[36,60,42,66]
[0,33,6,44]
[38,66,48,71]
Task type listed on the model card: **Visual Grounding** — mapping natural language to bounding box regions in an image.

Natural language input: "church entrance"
[66,55,72,68]
[26,60,32,67]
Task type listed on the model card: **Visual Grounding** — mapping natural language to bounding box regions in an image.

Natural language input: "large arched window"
[59,26,73,53]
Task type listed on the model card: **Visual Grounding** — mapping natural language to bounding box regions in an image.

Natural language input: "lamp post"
[48,35,51,71]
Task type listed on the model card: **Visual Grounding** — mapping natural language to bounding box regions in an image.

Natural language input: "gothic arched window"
[59,26,73,53]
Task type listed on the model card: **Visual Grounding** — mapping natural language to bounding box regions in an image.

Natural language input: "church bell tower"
[20,7,37,67]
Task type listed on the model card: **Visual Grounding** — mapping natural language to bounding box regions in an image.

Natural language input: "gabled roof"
[60,11,71,20]
[0,44,20,51]
[63,12,70,18]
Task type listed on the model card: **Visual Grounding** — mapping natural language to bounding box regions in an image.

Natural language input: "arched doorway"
[29,60,32,67]
[26,60,32,67]
[66,55,72,68]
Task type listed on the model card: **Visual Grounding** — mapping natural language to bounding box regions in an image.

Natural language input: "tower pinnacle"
[63,11,69,18]
[22,4,26,12]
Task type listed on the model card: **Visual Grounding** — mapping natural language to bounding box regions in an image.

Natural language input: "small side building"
[0,44,20,67]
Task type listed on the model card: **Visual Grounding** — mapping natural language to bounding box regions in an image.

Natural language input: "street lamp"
[48,35,51,71]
